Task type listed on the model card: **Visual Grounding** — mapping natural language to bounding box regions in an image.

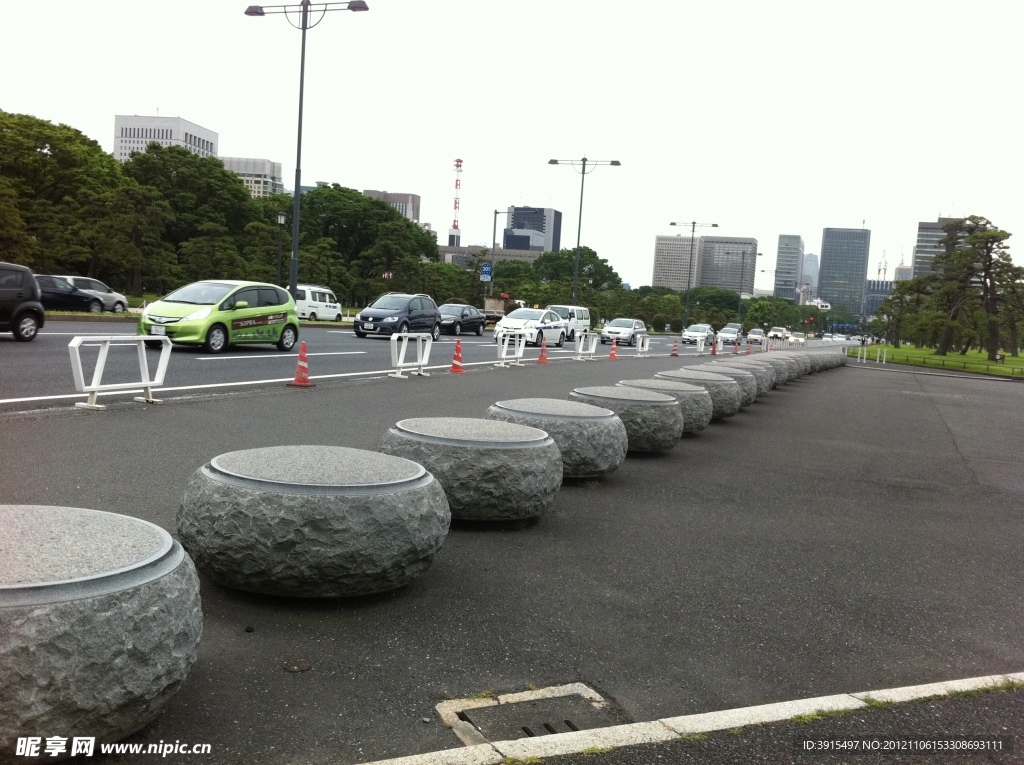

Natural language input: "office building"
[912,217,961,277]
[818,228,871,317]
[802,253,819,297]
[221,157,284,197]
[864,280,893,318]
[114,115,217,162]
[652,235,701,292]
[698,236,758,295]
[774,235,805,302]
[502,207,562,253]
[894,260,913,281]
[363,190,421,222]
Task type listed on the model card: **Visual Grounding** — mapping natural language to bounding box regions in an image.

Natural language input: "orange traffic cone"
[710,339,717,356]
[449,339,465,374]
[733,339,739,354]
[609,339,619,360]
[670,339,679,357]
[288,340,315,388]
[746,341,752,355]
[537,334,549,364]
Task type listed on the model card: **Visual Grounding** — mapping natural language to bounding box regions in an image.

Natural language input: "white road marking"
[195,351,367,361]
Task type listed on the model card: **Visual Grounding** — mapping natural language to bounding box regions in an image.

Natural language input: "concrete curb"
[357,672,1024,765]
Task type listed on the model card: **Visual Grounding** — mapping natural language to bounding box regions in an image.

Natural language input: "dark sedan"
[438,304,485,336]
[36,275,104,312]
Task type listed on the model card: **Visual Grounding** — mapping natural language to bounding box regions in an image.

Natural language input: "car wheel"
[308,313,317,322]
[431,323,441,342]
[398,322,410,334]
[277,324,298,352]
[629,335,635,347]
[354,329,367,338]
[333,313,342,322]
[203,324,228,354]
[475,323,484,336]
[454,323,462,336]
[13,313,39,342]
[556,332,564,348]
[113,302,126,313]
[89,300,103,313]
[568,329,575,341]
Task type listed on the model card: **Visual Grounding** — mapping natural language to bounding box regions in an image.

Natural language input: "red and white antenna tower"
[448,158,463,246]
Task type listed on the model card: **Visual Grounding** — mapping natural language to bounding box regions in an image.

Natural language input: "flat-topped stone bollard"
[485,398,628,479]
[773,354,803,379]
[729,358,779,389]
[379,417,561,521]
[776,351,812,376]
[616,378,714,434]
[654,369,742,420]
[569,386,683,452]
[178,446,450,597]
[0,506,202,760]
[751,355,793,384]
[692,364,759,405]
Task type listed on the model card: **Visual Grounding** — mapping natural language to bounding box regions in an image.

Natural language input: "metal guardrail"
[635,335,651,358]
[68,335,172,410]
[849,348,1023,378]
[388,333,433,378]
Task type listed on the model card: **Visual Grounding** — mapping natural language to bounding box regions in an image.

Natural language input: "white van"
[545,305,591,341]
[295,284,342,322]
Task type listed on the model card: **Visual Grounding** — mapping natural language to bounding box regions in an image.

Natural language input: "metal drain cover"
[460,694,621,740]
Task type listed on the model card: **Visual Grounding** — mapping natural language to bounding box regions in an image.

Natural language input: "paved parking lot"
[1,352,1021,764]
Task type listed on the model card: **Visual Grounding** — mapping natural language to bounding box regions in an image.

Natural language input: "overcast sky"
[5,0,1021,290]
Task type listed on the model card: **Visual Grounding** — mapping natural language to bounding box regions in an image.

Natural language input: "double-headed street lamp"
[549,157,621,305]
[245,0,369,298]
[669,221,718,326]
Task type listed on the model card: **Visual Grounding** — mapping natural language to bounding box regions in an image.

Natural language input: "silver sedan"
[600,318,648,346]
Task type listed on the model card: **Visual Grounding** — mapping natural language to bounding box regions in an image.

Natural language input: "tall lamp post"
[737,251,761,317]
[669,221,718,326]
[245,0,369,298]
[489,209,512,299]
[276,211,287,286]
[548,157,621,305]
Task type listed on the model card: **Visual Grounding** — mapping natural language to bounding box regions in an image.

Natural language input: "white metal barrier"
[876,346,888,364]
[68,335,172,410]
[573,331,599,361]
[389,332,433,378]
[635,334,651,357]
[495,331,527,368]
[695,337,706,355]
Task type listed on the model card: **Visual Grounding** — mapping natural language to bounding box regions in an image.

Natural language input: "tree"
[178,223,248,283]
[532,247,622,291]
[0,175,38,265]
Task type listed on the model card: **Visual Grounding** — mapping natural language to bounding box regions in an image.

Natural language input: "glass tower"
[818,228,871,318]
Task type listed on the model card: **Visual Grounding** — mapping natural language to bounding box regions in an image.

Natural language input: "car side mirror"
[234,300,248,310]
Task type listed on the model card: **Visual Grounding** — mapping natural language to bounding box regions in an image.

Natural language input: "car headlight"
[382,316,398,323]
[441,319,454,324]
[355,314,362,321]
[182,307,212,322]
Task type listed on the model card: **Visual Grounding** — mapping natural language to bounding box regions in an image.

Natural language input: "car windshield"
[370,295,411,310]
[720,328,738,334]
[439,304,466,316]
[793,333,805,338]
[507,308,545,320]
[685,325,708,332]
[548,307,569,319]
[749,329,763,334]
[162,282,237,305]
[608,319,633,328]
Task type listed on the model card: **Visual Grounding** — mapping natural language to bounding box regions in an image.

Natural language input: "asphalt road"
[1,349,1020,764]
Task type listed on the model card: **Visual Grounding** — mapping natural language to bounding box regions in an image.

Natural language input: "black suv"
[0,262,46,341]
[354,293,442,340]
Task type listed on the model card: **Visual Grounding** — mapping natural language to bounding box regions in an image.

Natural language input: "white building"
[221,157,284,197]
[113,115,218,162]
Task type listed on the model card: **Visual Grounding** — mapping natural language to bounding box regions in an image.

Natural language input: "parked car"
[294,284,342,322]
[51,275,128,313]
[354,293,442,340]
[438,303,485,336]
[681,323,716,345]
[717,326,742,345]
[0,261,45,341]
[494,308,566,347]
[544,304,591,341]
[767,326,787,340]
[747,328,765,345]
[790,332,807,345]
[822,333,834,342]
[138,280,299,354]
[35,275,104,313]
[599,318,648,346]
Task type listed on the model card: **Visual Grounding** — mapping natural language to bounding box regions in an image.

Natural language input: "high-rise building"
[818,228,871,317]
[912,217,961,278]
[864,280,893,318]
[773,235,805,302]
[502,207,562,253]
[363,190,421,222]
[114,115,217,162]
[652,235,701,292]
[221,157,284,197]
[893,260,913,281]
[802,253,819,297]
[698,236,758,295]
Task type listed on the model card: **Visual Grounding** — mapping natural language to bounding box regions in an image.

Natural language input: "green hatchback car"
[139,280,299,353]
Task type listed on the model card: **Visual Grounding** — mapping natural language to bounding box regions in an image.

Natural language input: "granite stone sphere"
[485,398,628,478]
[178,446,450,598]
[616,379,714,434]
[569,386,683,452]
[0,506,202,762]
[727,358,779,390]
[379,417,562,521]
[653,370,742,420]
[692,364,758,406]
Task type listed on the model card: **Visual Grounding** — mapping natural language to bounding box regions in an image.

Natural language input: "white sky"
[4,0,1022,290]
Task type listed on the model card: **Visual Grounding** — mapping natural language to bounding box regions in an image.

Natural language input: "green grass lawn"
[847,345,1024,378]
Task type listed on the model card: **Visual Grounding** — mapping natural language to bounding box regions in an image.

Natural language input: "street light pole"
[490,209,512,300]
[276,211,287,286]
[737,251,761,317]
[245,0,369,298]
[669,221,718,326]
[549,157,621,305]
